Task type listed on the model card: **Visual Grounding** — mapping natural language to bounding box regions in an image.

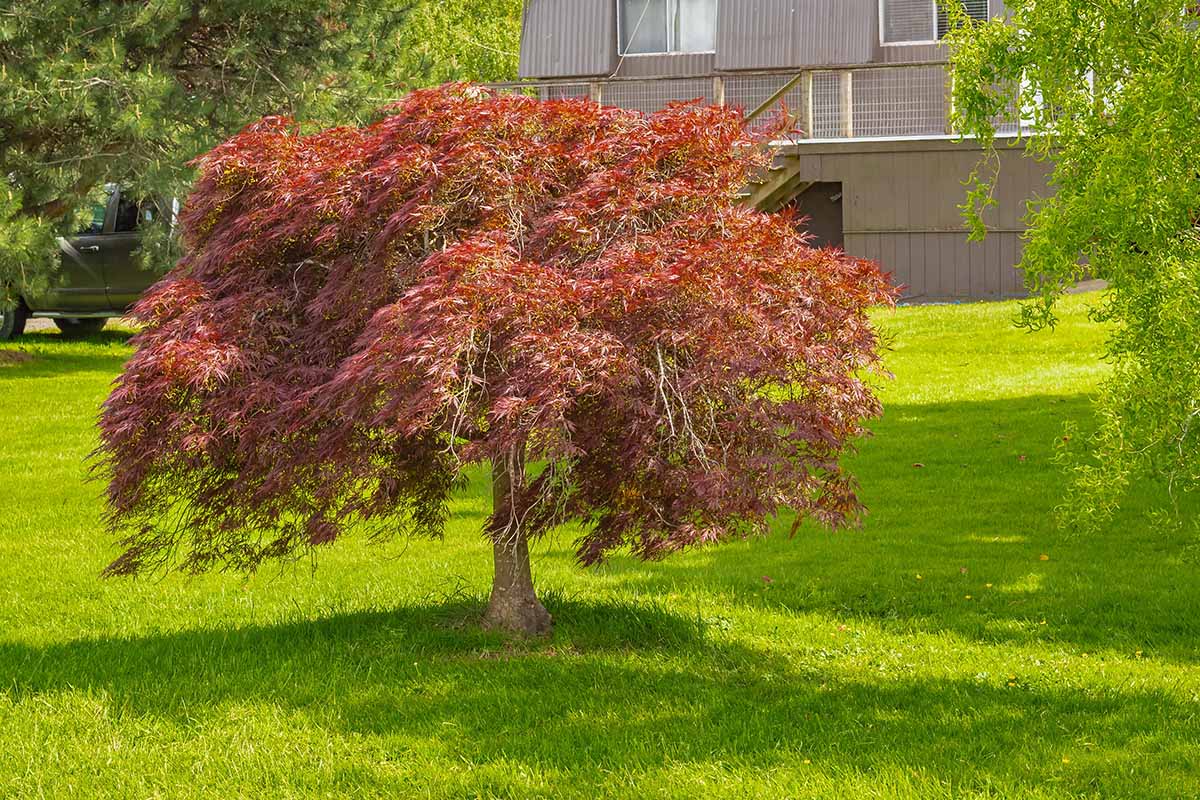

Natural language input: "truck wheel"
[0,304,28,341]
[54,317,107,338]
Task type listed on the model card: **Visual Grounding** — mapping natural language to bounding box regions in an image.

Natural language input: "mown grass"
[1,294,1198,799]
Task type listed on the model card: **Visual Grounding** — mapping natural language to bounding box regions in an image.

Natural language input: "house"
[501,0,1050,301]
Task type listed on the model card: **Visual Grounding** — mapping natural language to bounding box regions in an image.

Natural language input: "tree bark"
[481,447,553,636]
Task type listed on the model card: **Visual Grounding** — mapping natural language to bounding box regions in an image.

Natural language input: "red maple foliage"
[97,84,894,633]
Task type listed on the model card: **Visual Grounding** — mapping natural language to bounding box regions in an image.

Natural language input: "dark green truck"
[0,186,168,340]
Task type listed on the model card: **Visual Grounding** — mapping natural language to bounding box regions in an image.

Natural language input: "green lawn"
[2,294,1198,798]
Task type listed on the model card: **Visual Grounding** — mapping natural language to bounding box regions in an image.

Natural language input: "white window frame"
[617,0,719,57]
[879,0,941,47]
[880,0,993,47]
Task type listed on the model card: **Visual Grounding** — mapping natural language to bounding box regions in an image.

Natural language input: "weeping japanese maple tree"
[97,84,894,635]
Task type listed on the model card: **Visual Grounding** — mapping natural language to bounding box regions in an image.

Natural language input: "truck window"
[114,194,162,233]
[114,195,140,233]
[79,200,107,235]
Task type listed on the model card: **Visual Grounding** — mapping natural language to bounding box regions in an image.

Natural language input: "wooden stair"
[738,155,813,213]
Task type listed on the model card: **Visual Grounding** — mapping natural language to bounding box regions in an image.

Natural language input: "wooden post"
[801,72,814,137]
[589,81,603,105]
[838,71,854,138]
[1015,75,1024,137]
[712,75,725,108]
[945,69,956,135]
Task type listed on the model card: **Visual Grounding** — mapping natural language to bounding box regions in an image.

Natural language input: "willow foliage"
[947,2,1200,526]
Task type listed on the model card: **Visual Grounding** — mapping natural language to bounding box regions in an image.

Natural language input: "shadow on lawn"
[2,333,1196,790]
[0,329,133,378]
[0,595,1194,795]
[596,393,1200,662]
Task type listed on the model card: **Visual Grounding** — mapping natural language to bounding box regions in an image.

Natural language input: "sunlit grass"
[1,293,1197,798]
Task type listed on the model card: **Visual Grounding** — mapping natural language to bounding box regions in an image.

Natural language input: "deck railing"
[489,62,1021,141]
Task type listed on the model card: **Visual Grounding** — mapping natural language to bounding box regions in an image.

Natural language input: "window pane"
[620,0,669,54]
[77,202,106,235]
[676,0,716,52]
[938,0,990,39]
[77,187,114,235]
[883,0,935,44]
[114,196,140,233]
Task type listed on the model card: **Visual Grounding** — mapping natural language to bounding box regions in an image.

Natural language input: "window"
[113,193,163,233]
[78,201,107,236]
[619,0,717,55]
[881,0,989,45]
[114,195,139,233]
[937,0,989,38]
[77,186,115,235]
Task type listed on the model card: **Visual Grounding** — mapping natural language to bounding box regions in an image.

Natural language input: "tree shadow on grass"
[0,594,1193,796]
[0,329,133,378]
[593,394,1200,662]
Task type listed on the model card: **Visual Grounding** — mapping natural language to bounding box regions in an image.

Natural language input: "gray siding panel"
[716,0,877,70]
[984,235,1002,298]
[614,53,716,77]
[876,42,944,63]
[715,0,793,71]
[850,232,1027,300]
[782,138,1044,300]
[970,236,985,298]
[518,0,1014,80]
[939,235,956,298]
[519,0,616,79]
[1002,234,1023,296]
[911,234,928,298]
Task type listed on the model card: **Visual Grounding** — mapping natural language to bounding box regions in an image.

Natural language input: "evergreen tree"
[0,0,522,301]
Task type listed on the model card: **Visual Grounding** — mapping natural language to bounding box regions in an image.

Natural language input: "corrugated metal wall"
[715,0,876,70]
[780,138,1049,301]
[875,43,943,63]
[518,0,617,78]
[614,53,716,77]
[515,1,1042,302]
[519,0,1015,79]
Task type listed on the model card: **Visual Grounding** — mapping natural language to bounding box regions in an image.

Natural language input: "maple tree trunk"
[481,448,553,636]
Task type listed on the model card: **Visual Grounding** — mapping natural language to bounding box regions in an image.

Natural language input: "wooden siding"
[518,0,616,79]
[848,231,1027,300]
[780,138,1050,301]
